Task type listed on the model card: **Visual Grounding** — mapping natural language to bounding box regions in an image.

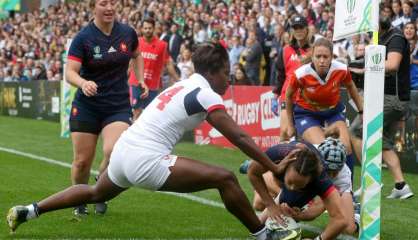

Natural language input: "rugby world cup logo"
[372,53,382,65]
[346,0,356,14]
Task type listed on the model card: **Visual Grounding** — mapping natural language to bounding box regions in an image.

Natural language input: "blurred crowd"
[0,0,417,85]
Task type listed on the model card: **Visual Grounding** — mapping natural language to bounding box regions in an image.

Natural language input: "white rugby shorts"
[107,138,177,190]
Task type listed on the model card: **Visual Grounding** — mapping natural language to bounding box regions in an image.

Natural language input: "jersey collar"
[190,73,211,89]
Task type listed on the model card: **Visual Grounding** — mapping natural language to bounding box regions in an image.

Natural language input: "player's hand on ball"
[280,203,301,219]
[266,204,286,227]
[81,80,98,97]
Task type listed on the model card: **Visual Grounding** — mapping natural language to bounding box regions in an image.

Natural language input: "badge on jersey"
[93,46,102,59]
[120,42,128,53]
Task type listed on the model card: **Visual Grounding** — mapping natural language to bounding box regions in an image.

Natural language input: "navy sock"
[395,181,406,190]
[33,202,40,216]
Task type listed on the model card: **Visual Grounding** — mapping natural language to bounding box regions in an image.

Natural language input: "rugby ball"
[266,215,302,240]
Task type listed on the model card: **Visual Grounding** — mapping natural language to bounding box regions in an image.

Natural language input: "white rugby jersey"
[333,164,352,194]
[120,73,225,155]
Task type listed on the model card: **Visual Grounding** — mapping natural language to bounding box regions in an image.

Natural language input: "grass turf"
[0,116,417,239]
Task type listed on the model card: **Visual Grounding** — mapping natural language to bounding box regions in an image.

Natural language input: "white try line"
[0,146,356,240]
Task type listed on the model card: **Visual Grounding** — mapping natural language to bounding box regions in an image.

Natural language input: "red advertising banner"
[194,86,281,151]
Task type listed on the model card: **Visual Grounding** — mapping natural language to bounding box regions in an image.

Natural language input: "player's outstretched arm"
[206,108,285,224]
[206,109,277,173]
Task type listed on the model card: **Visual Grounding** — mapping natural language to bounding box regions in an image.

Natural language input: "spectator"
[392,0,404,28]
[232,63,251,85]
[401,1,415,26]
[192,21,207,44]
[404,22,418,90]
[241,30,263,85]
[177,46,194,81]
[228,35,245,74]
[269,23,284,87]
[165,23,183,62]
[0,0,414,89]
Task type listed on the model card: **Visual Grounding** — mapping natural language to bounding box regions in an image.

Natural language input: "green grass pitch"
[0,116,417,239]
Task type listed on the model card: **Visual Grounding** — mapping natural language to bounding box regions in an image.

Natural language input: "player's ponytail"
[289,148,322,179]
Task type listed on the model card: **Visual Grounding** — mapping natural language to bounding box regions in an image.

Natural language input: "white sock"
[251,225,267,240]
[25,204,39,220]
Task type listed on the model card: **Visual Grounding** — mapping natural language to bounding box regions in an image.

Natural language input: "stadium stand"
[1,0,415,85]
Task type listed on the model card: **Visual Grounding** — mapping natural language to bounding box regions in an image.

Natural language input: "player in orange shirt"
[129,17,180,120]
[285,38,363,177]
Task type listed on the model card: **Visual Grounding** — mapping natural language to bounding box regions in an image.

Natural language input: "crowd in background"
[0,0,417,85]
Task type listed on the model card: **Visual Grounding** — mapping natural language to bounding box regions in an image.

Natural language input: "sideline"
[0,146,356,240]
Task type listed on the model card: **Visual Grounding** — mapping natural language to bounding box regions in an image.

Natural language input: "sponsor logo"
[108,46,117,53]
[346,0,356,14]
[372,53,382,64]
[290,54,299,61]
[141,52,158,60]
[368,51,385,72]
[3,87,16,108]
[93,45,102,59]
[307,87,316,92]
[260,91,280,130]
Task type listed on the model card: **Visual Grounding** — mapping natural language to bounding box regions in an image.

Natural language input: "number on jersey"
[157,86,184,110]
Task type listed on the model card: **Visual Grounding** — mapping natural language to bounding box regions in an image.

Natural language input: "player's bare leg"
[96,121,129,214]
[159,156,265,234]
[7,170,126,233]
[71,132,98,215]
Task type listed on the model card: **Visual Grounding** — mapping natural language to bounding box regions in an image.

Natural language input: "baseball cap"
[290,15,308,28]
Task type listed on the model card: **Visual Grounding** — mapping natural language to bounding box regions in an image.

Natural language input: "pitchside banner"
[0,81,60,121]
[333,0,379,41]
[194,86,280,151]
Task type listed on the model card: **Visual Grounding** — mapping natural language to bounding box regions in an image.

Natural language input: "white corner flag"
[333,0,379,41]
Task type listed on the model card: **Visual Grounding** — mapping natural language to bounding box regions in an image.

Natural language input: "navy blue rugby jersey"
[265,141,336,208]
[68,21,138,111]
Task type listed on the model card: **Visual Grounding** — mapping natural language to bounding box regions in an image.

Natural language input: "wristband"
[358,110,363,114]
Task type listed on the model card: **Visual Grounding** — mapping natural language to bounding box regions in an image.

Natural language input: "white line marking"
[0,146,356,240]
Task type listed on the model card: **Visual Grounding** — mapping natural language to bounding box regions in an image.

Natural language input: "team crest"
[72,107,78,116]
[93,45,102,59]
[120,42,128,52]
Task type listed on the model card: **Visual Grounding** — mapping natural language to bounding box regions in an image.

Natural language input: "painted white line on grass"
[0,146,356,240]
[162,192,225,208]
